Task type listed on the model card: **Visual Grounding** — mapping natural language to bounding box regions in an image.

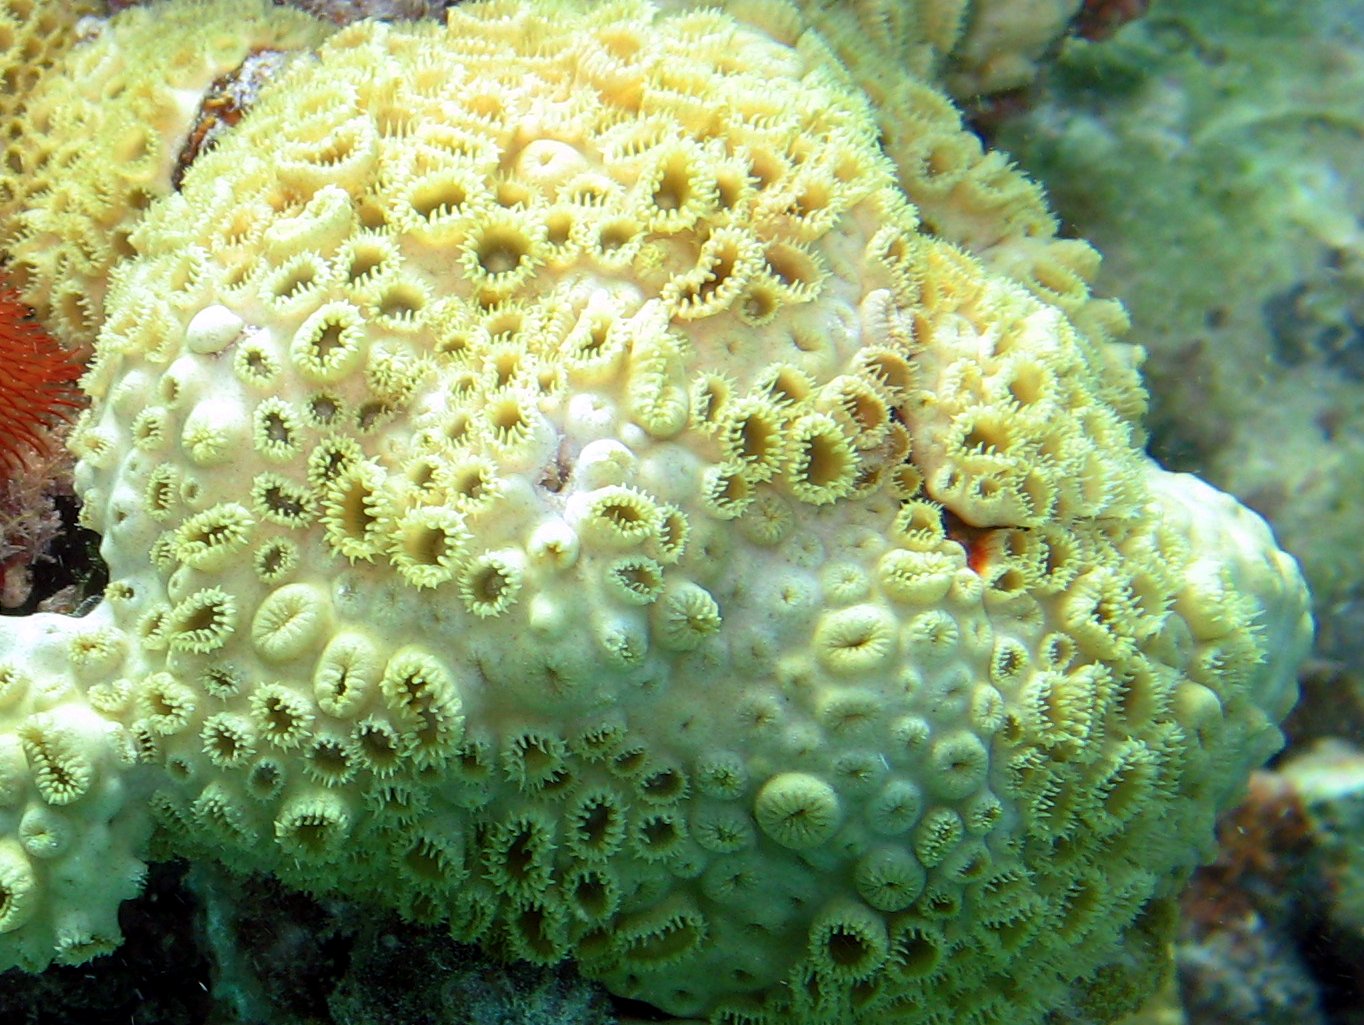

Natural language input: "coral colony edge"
[0,2,1312,1024]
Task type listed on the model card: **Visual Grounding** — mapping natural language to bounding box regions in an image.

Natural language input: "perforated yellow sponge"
[0,1,1310,1021]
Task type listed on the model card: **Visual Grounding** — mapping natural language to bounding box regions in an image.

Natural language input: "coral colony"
[0,2,1311,1024]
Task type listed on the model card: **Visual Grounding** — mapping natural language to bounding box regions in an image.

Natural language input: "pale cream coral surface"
[0,1,1311,1024]
[0,0,331,350]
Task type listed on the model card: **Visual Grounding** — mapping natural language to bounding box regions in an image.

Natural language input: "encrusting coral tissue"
[0,1,1313,1023]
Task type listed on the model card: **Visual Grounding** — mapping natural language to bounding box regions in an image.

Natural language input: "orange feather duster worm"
[0,282,83,474]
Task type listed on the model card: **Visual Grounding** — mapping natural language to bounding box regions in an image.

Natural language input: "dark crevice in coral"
[0,862,212,1025]
[2,494,105,616]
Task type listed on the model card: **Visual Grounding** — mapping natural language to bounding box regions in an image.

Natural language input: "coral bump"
[0,281,82,473]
